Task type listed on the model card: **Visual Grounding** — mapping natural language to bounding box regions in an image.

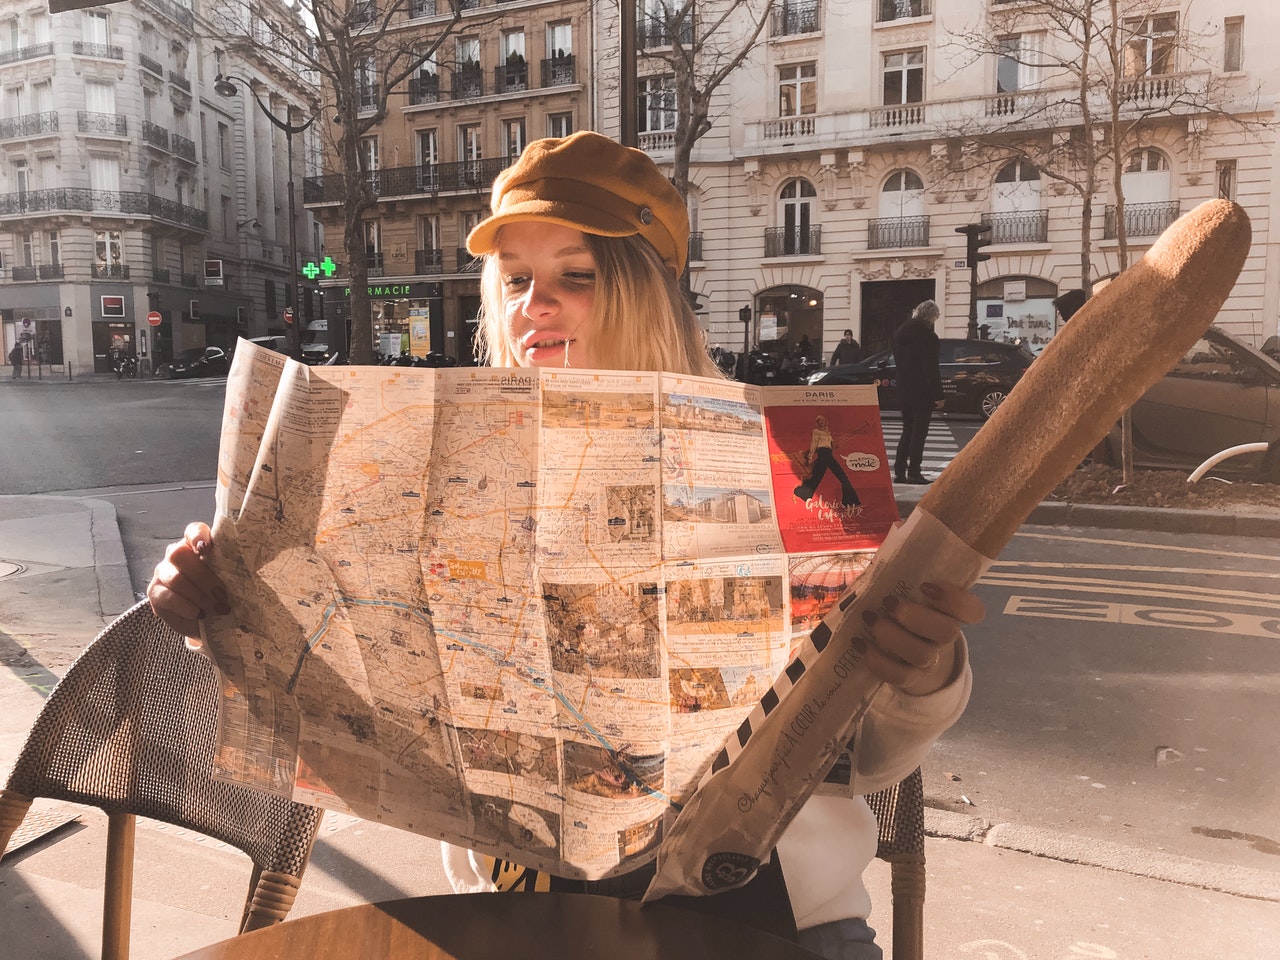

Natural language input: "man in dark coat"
[891,300,944,484]
[829,329,861,366]
[9,341,23,379]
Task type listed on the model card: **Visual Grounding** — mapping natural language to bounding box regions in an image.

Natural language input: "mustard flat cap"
[466,131,690,275]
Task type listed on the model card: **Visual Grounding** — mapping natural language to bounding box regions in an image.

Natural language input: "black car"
[1097,326,1280,479]
[155,346,230,380]
[809,338,1035,419]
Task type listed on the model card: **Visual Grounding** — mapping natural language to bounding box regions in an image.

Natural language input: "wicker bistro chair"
[865,767,927,960]
[0,601,324,960]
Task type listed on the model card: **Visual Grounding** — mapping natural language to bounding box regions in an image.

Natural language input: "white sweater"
[443,638,972,931]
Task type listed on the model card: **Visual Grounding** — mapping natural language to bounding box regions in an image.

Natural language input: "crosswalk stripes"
[876,418,964,476]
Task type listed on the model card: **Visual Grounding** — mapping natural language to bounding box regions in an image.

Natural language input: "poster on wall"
[409,307,430,357]
[976,297,1056,354]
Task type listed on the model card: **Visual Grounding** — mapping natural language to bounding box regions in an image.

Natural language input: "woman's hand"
[147,521,229,639]
[861,582,984,696]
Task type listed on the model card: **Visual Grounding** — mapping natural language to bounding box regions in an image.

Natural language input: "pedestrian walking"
[147,131,984,960]
[829,329,861,366]
[891,300,945,484]
[9,341,23,379]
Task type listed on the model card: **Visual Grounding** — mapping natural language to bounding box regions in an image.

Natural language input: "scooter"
[113,354,138,379]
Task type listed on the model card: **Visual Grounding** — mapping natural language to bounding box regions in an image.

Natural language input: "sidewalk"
[2,491,1277,959]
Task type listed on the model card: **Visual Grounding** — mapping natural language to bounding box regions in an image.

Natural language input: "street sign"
[284,307,294,325]
[147,311,163,326]
[21,316,31,328]
[204,259,224,287]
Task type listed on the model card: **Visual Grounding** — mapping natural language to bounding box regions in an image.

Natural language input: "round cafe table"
[172,892,821,960]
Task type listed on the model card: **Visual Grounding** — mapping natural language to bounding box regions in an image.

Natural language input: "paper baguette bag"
[644,199,1252,901]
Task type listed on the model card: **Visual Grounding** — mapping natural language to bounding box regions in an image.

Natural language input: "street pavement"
[2,479,1279,957]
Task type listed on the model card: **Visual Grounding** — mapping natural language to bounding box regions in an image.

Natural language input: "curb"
[82,497,137,617]
[924,807,1280,903]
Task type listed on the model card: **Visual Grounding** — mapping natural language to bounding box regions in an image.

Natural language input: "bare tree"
[941,0,1266,287]
[213,0,478,364]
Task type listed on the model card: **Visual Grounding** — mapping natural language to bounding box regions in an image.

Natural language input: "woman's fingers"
[861,582,985,695]
[146,522,229,639]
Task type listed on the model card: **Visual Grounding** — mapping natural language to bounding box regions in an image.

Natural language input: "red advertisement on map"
[763,385,899,552]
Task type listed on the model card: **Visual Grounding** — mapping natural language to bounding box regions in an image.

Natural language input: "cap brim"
[466,201,641,258]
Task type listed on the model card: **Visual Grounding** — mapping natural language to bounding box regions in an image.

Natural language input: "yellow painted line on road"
[979,572,1277,610]
[1012,530,1280,564]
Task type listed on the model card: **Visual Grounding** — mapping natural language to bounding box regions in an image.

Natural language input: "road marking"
[1002,595,1280,638]
[980,572,1279,609]
[1011,530,1280,564]
[992,560,1280,579]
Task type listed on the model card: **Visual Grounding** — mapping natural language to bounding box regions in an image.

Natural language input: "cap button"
[638,206,653,226]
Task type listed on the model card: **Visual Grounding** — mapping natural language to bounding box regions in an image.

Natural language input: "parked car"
[809,338,1035,419]
[1097,326,1280,480]
[155,345,230,380]
[247,335,290,355]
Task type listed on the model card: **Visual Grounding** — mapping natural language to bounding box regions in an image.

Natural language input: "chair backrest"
[865,767,926,960]
[0,601,323,958]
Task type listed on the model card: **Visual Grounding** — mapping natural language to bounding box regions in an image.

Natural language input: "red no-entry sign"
[146,311,163,326]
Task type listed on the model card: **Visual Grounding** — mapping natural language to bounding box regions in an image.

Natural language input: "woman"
[148,131,982,960]
[795,414,860,508]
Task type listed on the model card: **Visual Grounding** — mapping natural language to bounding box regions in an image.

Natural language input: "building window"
[454,38,481,97]
[1224,17,1243,72]
[504,118,526,158]
[365,220,383,272]
[547,21,572,59]
[996,35,1039,93]
[418,128,438,165]
[638,75,676,132]
[84,10,109,45]
[777,178,817,255]
[883,49,924,105]
[94,229,122,268]
[778,62,817,117]
[548,112,573,138]
[48,229,59,265]
[459,124,482,162]
[1217,159,1237,200]
[877,0,927,22]
[265,279,277,317]
[20,232,34,267]
[221,195,232,237]
[357,57,378,109]
[500,31,527,90]
[880,169,925,217]
[217,122,229,169]
[1123,14,1177,77]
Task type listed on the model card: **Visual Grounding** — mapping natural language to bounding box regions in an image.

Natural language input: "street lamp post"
[215,74,316,358]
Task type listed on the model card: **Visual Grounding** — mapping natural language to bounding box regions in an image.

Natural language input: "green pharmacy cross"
[303,256,337,280]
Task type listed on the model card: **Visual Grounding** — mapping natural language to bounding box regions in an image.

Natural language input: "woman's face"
[496,221,601,368]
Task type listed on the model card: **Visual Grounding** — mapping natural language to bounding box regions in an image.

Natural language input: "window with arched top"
[992,159,1041,214]
[771,179,819,256]
[879,169,924,218]
[1122,147,1172,203]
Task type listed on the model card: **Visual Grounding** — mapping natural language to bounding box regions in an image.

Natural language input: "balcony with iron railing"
[980,209,1048,245]
[168,70,191,93]
[39,263,64,280]
[409,75,441,105]
[140,52,163,76]
[357,84,380,111]
[142,0,194,29]
[11,266,37,281]
[409,0,435,15]
[451,66,483,100]
[765,225,822,258]
[495,62,529,93]
[172,133,196,163]
[153,267,171,284]
[687,232,703,263]
[143,120,170,151]
[78,112,128,137]
[0,112,58,140]
[877,0,931,21]
[416,248,444,273]
[868,215,930,249]
[456,248,483,272]
[742,71,1210,156]
[92,263,131,280]
[367,251,385,277]
[304,157,511,204]
[1104,201,1180,239]
[72,41,124,60]
[0,42,53,66]
[772,1,820,37]
[638,19,694,48]
[541,55,575,87]
[0,188,208,230]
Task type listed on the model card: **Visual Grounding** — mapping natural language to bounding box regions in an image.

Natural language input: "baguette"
[923,198,1252,556]
[644,199,1252,901]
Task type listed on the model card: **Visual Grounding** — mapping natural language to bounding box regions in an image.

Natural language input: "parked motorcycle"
[113,354,138,380]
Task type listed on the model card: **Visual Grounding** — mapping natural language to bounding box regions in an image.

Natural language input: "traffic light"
[956,223,993,268]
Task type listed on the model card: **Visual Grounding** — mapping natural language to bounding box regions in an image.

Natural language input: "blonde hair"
[475,232,722,379]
